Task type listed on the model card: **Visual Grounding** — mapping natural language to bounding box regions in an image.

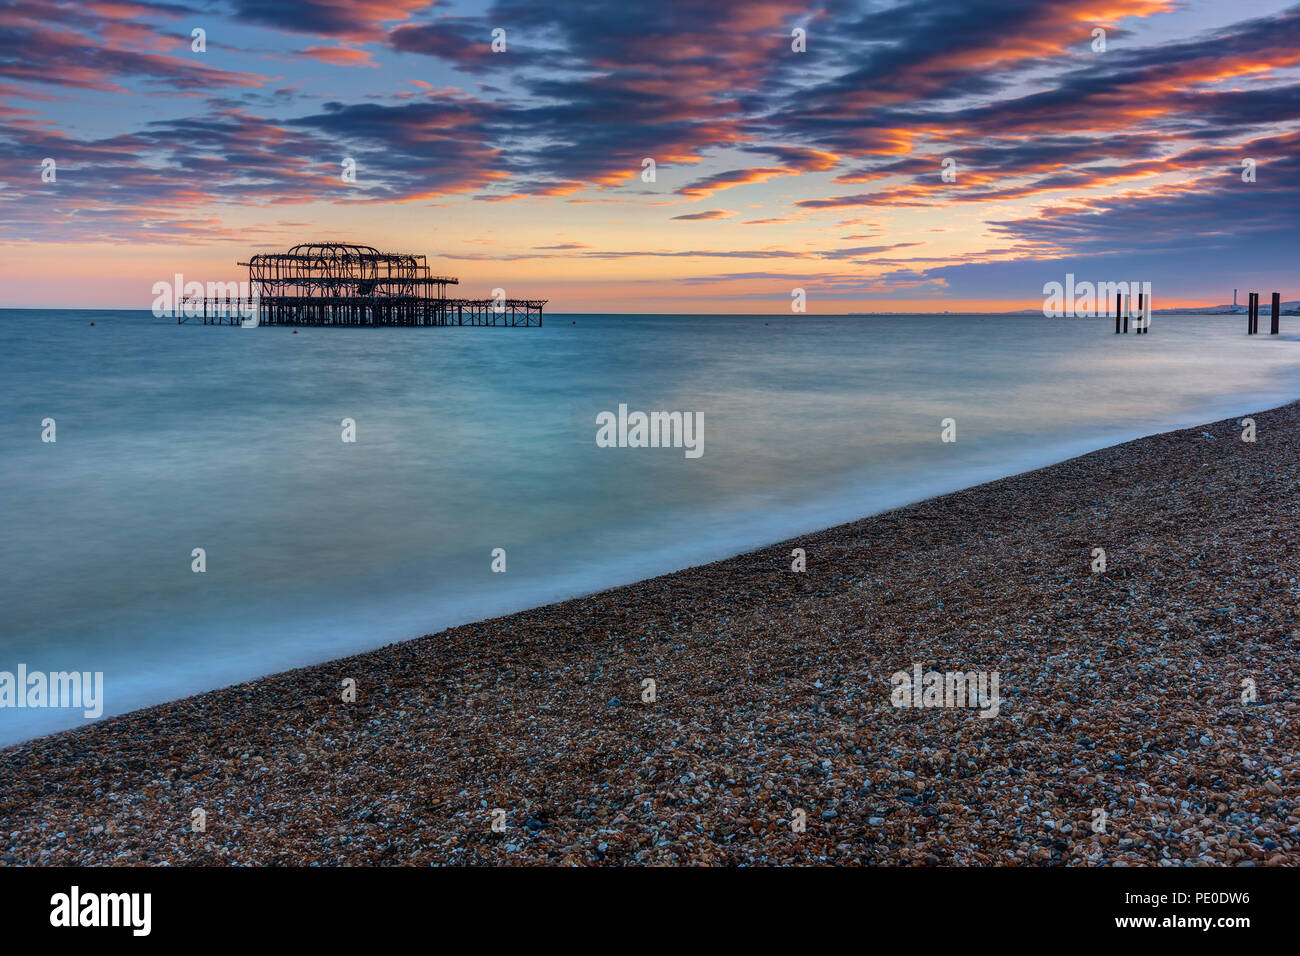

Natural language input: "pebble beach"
[2,402,1297,867]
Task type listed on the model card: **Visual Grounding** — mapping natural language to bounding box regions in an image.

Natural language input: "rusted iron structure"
[188,242,545,327]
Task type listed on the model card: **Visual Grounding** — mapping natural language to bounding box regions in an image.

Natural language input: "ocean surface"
[2,310,1297,744]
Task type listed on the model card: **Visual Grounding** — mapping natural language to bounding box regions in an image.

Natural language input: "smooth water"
[2,311,1297,744]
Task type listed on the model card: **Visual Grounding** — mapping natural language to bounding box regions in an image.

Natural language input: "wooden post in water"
[1137,291,1144,335]
[1123,295,1129,333]
[1249,292,1258,334]
[1271,292,1280,334]
[1115,293,1121,333]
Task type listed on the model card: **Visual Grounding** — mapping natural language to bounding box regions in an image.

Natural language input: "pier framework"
[187,242,545,327]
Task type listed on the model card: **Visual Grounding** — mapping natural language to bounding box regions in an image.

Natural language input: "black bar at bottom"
[0,865,1286,943]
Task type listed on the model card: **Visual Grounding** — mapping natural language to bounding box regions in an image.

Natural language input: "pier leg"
[1115,293,1121,333]
[1271,292,1280,334]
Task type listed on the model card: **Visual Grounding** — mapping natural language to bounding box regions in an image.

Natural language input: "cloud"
[676,168,788,198]
[1,0,1296,311]
[228,0,430,42]
[301,46,378,67]
[0,1,267,91]
[671,209,737,220]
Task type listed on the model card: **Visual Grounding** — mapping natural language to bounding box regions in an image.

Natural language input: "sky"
[0,0,1297,312]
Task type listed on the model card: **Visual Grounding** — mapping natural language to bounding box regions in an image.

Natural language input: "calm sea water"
[1,310,1297,744]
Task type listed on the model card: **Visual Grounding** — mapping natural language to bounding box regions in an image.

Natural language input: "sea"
[1,310,1297,744]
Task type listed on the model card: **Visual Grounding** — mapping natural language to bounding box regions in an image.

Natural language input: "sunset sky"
[1,0,1297,312]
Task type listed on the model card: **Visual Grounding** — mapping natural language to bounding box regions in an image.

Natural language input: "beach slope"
[2,404,1297,866]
